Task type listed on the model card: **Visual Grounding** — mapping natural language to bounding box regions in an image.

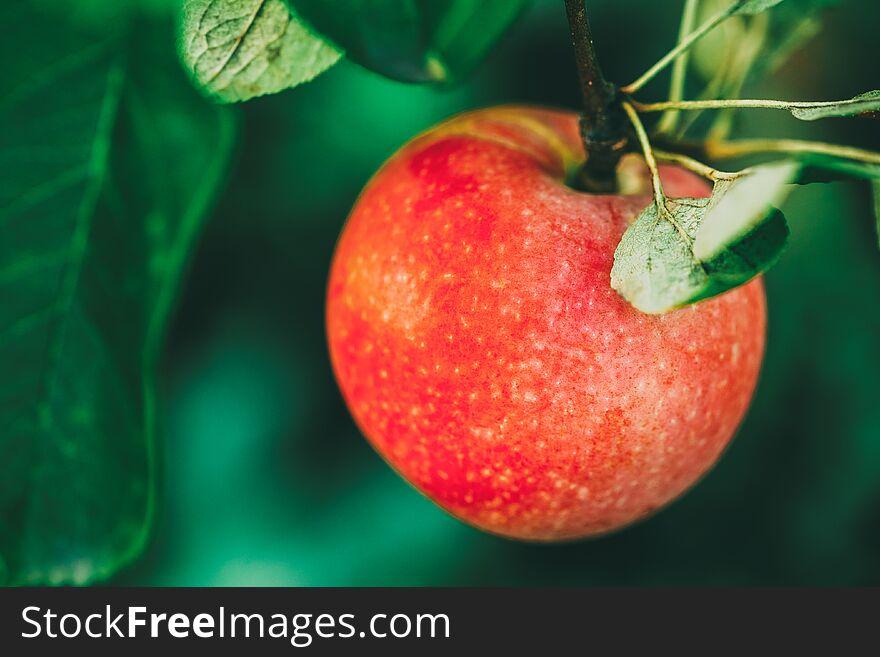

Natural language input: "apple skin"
[326,106,766,540]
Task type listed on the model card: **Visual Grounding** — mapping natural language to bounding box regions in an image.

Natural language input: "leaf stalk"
[622,0,746,94]
[622,100,692,243]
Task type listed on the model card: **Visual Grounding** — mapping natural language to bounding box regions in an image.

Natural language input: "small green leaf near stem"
[632,92,880,119]
[610,192,788,314]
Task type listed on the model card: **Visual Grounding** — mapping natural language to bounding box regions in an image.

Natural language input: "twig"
[622,0,744,94]
[564,0,627,191]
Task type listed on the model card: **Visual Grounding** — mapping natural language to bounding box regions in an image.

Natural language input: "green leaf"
[694,161,798,261]
[181,0,341,102]
[611,201,708,314]
[289,0,530,83]
[0,32,124,586]
[732,0,788,16]
[789,91,880,121]
[0,10,235,585]
[611,197,788,314]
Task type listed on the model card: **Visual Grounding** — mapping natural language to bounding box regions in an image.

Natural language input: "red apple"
[326,106,766,540]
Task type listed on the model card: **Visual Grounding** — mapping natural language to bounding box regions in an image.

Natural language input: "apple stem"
[563,0,628,192]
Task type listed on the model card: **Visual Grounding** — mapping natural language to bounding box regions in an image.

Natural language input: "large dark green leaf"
[0,7,234,585]
[290,0,530,83]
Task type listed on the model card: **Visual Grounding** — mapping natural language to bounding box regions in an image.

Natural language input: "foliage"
[181,0,341,102]
[0,2,235,584]
[288,0,531,83]
[611,0,880,312]
[611,168,792,314]
[180,0,531,97]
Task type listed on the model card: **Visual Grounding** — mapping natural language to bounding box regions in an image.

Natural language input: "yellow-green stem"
[654,149,748,180]
[622,101,664,204]
[622,0,742,94]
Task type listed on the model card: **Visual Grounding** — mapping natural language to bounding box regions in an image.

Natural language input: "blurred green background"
[70,0,880,585]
